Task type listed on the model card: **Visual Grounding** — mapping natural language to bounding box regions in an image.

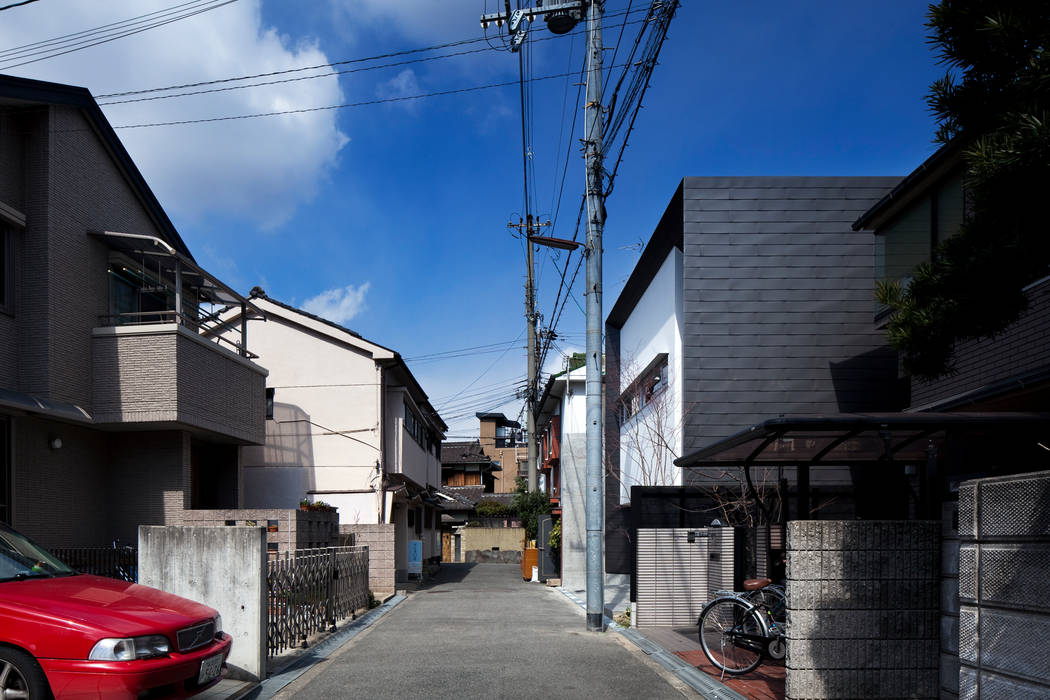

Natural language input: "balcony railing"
[98,309,258,359]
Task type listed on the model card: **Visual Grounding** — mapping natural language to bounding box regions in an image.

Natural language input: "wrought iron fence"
[51,546,137,582]
[267,546,369,657]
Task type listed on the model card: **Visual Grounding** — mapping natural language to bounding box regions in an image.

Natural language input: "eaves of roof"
[606,182,684,330]
[0,74,192,260]
[852,140,964,231]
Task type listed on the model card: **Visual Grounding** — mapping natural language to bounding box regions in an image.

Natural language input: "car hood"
[0,574,217,637]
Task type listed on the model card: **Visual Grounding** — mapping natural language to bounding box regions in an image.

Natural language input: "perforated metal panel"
[978,476,1050,538]
[958,470,1050,698]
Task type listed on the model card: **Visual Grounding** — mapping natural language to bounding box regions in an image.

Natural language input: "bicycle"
[697,577,786,676]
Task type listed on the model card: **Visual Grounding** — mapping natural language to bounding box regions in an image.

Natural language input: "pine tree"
[875,1,1050,379]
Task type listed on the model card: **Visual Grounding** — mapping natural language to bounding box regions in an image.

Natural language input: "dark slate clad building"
[604,176,901,575]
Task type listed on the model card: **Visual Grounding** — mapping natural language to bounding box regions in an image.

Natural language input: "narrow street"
[271,564,696,699]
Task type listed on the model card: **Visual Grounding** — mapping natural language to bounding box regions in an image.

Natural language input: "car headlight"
[89,635,171,661]
[214,615,223,635]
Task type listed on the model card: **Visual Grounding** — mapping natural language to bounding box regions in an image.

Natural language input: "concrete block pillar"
[785,520,940,700]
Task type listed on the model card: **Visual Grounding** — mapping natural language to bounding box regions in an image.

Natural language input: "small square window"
[265,388,275,420]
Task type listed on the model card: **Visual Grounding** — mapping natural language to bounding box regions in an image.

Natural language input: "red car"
[0,523,232,699]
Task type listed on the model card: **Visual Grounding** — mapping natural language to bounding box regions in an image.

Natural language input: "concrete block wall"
[957,470,1050,698]
[180,508,338,555]
[139,526,267,681]
[341,523,395,596]
[786,520,940,700]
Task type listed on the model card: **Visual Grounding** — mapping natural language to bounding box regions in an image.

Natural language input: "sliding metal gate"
[635,527,738,627]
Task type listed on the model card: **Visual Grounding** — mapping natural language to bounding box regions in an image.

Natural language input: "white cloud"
[302,282,371,325]
[376,68,421,106]
[0,0,349,229]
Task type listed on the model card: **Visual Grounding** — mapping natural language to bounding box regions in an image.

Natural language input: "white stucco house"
[218,289,446,579]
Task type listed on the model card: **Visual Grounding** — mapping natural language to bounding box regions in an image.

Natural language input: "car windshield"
[0,523,77,582]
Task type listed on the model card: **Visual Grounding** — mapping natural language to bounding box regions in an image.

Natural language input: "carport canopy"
[672,412,1050,520]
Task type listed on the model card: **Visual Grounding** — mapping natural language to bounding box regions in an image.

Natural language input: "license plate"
[198,654,223,685]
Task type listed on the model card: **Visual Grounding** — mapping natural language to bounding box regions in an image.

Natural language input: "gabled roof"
[245,289,448,434]
[0,73,192,259]
[441,440,499,468]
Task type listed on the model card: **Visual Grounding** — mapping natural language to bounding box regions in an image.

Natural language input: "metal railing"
[52,546,137,582]
[266,546,369,657]
[97,309,259,359]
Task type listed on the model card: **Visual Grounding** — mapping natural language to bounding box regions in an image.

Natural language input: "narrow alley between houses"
[269,564,696,699]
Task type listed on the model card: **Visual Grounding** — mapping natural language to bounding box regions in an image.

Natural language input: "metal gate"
[635,527,738,627]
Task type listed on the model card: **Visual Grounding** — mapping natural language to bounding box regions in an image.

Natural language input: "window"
[618,354,669,424]
[265,388,275,420]
[495,425,517,448]
[875,170,966,285]
[403,400,427,449]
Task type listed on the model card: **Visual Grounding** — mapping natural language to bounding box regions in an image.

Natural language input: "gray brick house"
[0,74,266,547]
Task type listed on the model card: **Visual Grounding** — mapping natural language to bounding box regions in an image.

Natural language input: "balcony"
[90,231,267,444]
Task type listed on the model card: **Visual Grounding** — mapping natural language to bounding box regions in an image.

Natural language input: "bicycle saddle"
[742,577,772,591]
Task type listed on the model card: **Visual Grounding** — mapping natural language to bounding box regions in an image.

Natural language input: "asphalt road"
[271,563,695,699]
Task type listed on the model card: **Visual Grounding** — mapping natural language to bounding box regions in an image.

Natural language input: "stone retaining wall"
[786,520,940,700]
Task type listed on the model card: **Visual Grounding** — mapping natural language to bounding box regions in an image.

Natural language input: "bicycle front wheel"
[698,597,767,675]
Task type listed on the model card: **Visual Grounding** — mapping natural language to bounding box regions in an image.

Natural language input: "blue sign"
[408,539,423,576]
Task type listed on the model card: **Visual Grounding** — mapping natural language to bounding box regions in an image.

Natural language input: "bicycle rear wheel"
[698,597,766,675]
[747,585,787,627]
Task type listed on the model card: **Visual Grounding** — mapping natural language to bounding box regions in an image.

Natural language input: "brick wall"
[341,523,395,596]
[911,277,1050,409]
[786,521,940,700]
[957,470,1050,697]
[181,508,339,556]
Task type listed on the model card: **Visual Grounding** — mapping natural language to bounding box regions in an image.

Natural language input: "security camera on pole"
[480,0,606,632]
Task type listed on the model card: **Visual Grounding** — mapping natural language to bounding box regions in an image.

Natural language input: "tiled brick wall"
[93,327,266,443]
[911,277,1050,409]
[786,521,940,700]
[181,508,339,555]
[341,523,395,596]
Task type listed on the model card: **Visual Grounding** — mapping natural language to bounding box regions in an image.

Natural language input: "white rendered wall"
[616,249,684,504]
[238,316,383,523]
[558,369,588,590]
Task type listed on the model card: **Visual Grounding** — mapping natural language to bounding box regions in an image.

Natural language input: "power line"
[95,36,491,100]
[0,0,42,12]
[0,0,217,56]
[0,0,241,71]
[109,64,629,130]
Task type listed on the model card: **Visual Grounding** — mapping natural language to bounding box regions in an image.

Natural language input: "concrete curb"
[236,594,406,700]
[554,588,747,700]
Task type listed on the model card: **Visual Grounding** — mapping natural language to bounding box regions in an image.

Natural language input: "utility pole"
[525,215,539,494]
[581,0,605,634]
[482,0,603,631]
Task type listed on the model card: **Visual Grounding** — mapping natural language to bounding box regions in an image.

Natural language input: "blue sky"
[0,0,943,438]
